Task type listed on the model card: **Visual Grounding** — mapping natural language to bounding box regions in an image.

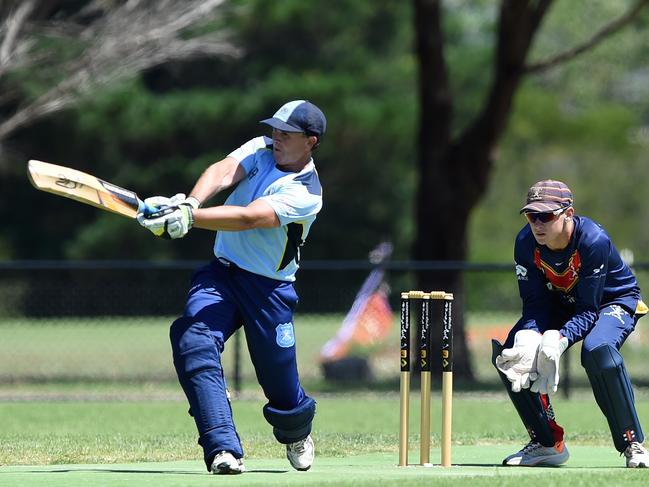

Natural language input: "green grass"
[3,452,649,487]
[1,394,648,463]
[3,312,648,388]
[0,315,347,384]
[2,313,649,485]
[2,395,649,485]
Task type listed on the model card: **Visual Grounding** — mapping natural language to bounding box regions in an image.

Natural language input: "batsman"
[494,179,649,468]
[137,100,326,474]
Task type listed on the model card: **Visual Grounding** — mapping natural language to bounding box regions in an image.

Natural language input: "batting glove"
[531,330,569,396]
[495,329,542,393]
[139,204,194,239]
[142,193,187,211]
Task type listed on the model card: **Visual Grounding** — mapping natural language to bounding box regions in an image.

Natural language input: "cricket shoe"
[503,440,569,466]
[624,442,649,468]
[211,451,245,474]
[286,435,314,471]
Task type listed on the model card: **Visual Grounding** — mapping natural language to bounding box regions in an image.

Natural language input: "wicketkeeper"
[137,100,326,474]
[494,179,649,467]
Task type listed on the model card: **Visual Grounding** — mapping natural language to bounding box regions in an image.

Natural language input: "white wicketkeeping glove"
[531,330,569,396]
[495,329,542,393]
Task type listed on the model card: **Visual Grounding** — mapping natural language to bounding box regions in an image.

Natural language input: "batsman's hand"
[143,193,201,211]
[138,204,194,239]
[531,330,569,396]
[495,329,542,393]
[143,193,187,211]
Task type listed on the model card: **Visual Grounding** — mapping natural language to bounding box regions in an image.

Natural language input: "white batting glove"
[530,330,569,396]
[139,204,194,239]
[143,193,187,210]
[137,193,200,237]
[495,329,542,393]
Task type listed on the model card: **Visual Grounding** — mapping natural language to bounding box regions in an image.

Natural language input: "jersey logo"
[276,322,295,348]
[534,247,581,292]
[247,166,259,180]
[515,263,528,281]
[603,305,627,325]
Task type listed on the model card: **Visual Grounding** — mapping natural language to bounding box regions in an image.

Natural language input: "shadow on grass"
[16,467,289,475]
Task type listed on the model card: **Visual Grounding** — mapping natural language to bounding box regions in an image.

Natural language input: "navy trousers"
[170,259,307,466]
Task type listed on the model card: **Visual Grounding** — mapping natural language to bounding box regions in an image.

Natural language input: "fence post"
[562,348,571,399]
[233,328,242,395]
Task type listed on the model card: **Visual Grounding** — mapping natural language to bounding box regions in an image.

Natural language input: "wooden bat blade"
[27,160,145,218]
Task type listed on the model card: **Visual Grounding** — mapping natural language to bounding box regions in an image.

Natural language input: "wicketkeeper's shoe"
[624,442,649,468]
[211,451,246,474]
[503,440,569,466]
[286,434,314,471]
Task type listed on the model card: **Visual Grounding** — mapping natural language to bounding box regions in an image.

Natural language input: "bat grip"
[138,200,159,218]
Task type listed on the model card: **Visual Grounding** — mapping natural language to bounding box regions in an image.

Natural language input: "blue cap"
[260,100,327,138]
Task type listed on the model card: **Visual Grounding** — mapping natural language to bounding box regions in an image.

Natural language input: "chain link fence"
[1,260,648,395]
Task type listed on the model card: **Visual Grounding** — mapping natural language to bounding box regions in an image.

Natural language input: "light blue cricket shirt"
[214,136,323,282]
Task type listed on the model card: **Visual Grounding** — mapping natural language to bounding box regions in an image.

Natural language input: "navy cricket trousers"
[170,259,306,466]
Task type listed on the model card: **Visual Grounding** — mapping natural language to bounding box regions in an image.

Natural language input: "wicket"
[398,290,454,467]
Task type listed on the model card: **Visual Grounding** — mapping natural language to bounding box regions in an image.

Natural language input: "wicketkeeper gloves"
[495,329,542,393]
[530,330,569,396]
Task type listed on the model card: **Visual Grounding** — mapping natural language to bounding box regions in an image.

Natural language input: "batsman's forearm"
[192,205,277,231]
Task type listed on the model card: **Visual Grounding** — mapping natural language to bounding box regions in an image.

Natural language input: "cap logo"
[273,99,305,123]
[276,106,292,121]
[520,180,573,214]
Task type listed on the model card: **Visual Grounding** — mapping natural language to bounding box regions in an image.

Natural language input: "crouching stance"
[494,180,649,468]
[138,100,326,474]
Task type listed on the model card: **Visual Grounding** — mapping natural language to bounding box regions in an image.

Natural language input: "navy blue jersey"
[514,215,640,344]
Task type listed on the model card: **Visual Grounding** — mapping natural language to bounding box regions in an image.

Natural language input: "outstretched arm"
[139,195,280,238]
[193,199,280,231]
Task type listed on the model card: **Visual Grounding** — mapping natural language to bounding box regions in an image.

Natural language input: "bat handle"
[138,200,159,218]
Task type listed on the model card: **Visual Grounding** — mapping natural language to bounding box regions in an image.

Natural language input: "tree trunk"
[413,0,553,380]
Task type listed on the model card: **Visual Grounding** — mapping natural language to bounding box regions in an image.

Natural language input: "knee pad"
[491,340,560,446]
[263,396,316,444]
[583,343,644,451]
[170,317,222,379]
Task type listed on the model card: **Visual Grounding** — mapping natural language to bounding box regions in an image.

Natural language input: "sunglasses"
[524,207,569,224]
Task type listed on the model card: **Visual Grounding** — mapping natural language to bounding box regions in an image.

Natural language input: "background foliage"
[1,0,647,263]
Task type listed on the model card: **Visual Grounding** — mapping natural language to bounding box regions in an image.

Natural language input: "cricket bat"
[27,159,156,218]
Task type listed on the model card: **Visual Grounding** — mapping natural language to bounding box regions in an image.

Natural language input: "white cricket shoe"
[211,451,245,474]
[624,442,649,468]
[286,435,314,471]
[503,440,569,466]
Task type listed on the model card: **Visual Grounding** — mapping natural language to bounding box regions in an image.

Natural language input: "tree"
[413,0,649,379]
[0,0,239,154]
